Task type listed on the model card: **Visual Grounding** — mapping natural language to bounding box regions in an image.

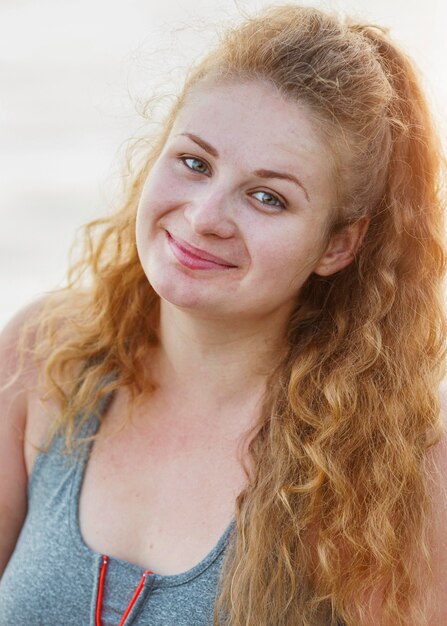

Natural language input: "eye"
[251,191,286,210]
[180,156,210,175]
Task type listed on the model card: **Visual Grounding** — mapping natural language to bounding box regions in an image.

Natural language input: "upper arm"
[0,300,42,576]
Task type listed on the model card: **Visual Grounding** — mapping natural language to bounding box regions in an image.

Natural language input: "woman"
[0,4,446,625]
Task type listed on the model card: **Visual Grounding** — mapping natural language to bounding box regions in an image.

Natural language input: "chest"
[77,401,249,576]
[24,384,255,576]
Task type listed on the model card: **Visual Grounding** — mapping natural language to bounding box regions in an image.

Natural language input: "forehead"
[169,79,336,207]
[172,79,324,153]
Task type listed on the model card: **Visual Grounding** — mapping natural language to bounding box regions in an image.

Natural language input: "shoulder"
[438,378,447,428]
[0,297,47,394]
[430,380,447,482]
[0,295,55,440]
[429,378,447,495]
[423,380,447,623]
[0,295,65,574]
[0,294,70,478]
[0,289,85,392]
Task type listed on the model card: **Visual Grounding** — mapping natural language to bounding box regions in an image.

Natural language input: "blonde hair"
[29,5,447,625]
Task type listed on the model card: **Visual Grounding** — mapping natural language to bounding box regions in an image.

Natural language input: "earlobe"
[313,217,370,277]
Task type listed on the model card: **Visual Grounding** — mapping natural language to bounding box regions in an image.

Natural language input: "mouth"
[166,231,237,270]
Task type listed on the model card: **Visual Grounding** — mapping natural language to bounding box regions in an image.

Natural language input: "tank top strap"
[27,378,115,493]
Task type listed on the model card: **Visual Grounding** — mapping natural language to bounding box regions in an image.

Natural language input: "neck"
[148,299,289,419]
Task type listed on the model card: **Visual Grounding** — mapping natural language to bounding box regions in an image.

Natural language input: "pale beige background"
[1,0,445,327]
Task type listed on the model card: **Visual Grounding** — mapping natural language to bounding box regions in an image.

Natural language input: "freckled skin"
[136,80,336,323]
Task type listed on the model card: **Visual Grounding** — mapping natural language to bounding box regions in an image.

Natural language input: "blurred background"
[1,0,445,328]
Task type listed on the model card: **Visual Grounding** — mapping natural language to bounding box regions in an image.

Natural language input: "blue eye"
[252,191,285,210]
[181,156,210,175]
[179,157,286,210]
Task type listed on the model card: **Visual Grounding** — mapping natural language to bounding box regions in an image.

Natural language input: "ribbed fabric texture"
[0,396,235,625]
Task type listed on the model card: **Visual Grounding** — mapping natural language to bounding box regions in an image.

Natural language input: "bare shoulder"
[0,296,50,574]
[438,378,447,429]
[0,294,67,479]
[0,296,52,450]
[423,380,447,623]
[431,379,447,479]
[0,296,47,406]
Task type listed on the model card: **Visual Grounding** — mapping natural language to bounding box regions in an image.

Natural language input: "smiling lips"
[166,231,237,270]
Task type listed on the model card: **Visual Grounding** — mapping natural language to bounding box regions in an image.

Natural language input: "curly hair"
[27,4,447,625]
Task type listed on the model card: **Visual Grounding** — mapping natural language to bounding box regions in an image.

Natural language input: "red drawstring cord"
[96,554,153,626]
[96,555,109,626]
[118,570,152,626]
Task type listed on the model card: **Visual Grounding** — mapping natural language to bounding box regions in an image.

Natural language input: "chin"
[145,266,218,312]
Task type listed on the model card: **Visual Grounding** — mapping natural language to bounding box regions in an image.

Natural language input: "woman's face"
[136,79,339,321]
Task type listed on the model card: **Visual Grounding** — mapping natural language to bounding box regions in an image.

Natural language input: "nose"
[183,187,237,239]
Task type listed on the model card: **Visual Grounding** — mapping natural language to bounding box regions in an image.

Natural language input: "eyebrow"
[177,132,310,203]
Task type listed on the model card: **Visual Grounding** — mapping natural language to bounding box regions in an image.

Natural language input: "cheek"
[246,227,327,307]
[136,172,181,236]
[254,226,323,282]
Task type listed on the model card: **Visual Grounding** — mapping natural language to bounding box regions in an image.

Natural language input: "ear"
[313,217,370,277]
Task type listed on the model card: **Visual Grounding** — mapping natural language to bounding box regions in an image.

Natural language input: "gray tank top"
[0,393,235,625]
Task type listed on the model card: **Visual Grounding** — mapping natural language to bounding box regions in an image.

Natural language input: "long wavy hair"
[27,4,447,625]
